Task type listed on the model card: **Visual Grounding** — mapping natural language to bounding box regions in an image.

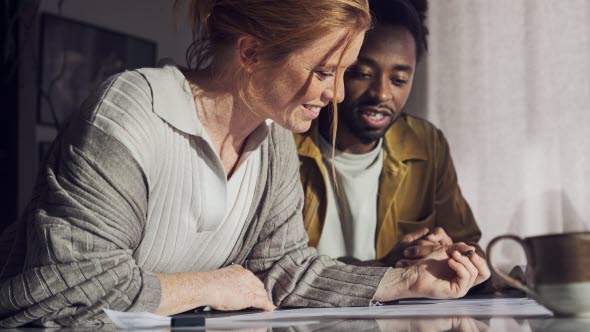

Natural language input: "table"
[6,297,590,331]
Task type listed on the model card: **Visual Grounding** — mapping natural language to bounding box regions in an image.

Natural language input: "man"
[295,0,482,266]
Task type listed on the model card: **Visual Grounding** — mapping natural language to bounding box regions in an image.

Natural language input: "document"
[207,297,552,323]
[104,297,552,330]
[103,308,320,330]
[104,309,170,329]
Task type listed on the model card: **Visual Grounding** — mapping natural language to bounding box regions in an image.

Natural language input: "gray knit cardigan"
[0,70,389,327]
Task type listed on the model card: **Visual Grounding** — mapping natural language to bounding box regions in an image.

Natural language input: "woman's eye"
[315,71,334,81]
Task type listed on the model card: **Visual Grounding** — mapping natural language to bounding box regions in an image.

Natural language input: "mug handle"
[486,234,537,297]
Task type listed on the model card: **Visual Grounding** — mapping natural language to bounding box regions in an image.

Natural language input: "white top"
[94,64,269,273]
[316,136,383,261]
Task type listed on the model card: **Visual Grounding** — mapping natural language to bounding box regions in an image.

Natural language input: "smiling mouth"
[359,107,392,120]
[303,104,322,114]
[362,110,387,120]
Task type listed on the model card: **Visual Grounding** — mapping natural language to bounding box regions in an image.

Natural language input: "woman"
[0,0,489,327]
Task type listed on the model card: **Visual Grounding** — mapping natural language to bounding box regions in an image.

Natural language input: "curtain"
[419,0,590,266]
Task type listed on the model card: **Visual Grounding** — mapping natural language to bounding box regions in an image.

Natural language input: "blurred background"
[1,0,192,228]
[420,1,590,268]
[1,0,589,270]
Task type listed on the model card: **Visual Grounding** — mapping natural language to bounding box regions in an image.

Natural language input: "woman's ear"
[237,35,260,73]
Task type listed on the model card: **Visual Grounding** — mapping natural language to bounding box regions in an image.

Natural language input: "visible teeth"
[305,105,320,113]
[366,112,384,120]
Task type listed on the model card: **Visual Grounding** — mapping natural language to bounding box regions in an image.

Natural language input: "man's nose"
[369,75,393,103]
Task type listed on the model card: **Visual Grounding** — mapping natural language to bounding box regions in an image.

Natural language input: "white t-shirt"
[316,136,384,261]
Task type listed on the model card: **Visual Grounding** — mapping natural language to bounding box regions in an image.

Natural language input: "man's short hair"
[370,0,429,61]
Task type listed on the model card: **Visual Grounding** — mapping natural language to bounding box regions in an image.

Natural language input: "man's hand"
[374,243,491,302]
[379,227,454,267]
[396,227,454,267]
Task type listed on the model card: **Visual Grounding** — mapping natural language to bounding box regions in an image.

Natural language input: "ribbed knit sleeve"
[0,72,160,327]
[244,126,390,307]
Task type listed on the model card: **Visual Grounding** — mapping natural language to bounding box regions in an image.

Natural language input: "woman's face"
[250,28,365,133]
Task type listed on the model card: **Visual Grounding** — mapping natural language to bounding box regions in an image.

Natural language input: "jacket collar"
[296,114,428,163]
[295,120,323,162]
[383,114,428,162]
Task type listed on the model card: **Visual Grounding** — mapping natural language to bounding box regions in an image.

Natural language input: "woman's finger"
[250,293,276,311]
[469,253,491,285]
[452,251,478,287]
[446,243,475,256]
[447,256,471,297]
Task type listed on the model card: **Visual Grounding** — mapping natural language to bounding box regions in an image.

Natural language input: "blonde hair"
[174,0,371,178]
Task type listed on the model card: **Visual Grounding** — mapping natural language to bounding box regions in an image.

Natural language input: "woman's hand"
[374,243,490,302]
[206,265,276,311]
[155,265,275,316]
[406,243,490,298]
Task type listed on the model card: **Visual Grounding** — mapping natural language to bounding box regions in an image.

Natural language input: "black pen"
[171,316,206,330]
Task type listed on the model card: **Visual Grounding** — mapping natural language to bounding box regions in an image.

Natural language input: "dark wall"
[0,0,19,231]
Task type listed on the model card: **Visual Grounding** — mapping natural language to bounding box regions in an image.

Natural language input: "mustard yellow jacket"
[294,114,482,259]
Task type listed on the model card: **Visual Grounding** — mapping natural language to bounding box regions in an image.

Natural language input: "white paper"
[103,308,319,330]
[206,297,552,324]
[103,297,552,330]
[103,308,170,329]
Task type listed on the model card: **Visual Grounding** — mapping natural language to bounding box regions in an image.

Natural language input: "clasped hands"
[378,227,455,267]
[158,227,490,315]
[374,227,490,302]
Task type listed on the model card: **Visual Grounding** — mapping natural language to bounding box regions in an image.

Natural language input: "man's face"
[339,25,417,143]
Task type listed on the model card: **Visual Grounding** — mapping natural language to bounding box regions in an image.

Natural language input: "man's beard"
[340,103,400,144]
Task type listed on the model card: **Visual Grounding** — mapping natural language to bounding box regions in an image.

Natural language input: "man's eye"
[392,78,408,86]
[347,70,372,79]
[315,71,334,81]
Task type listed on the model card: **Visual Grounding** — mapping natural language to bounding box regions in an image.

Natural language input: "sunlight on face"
[251,28,365,133]
[339,25,417,143]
